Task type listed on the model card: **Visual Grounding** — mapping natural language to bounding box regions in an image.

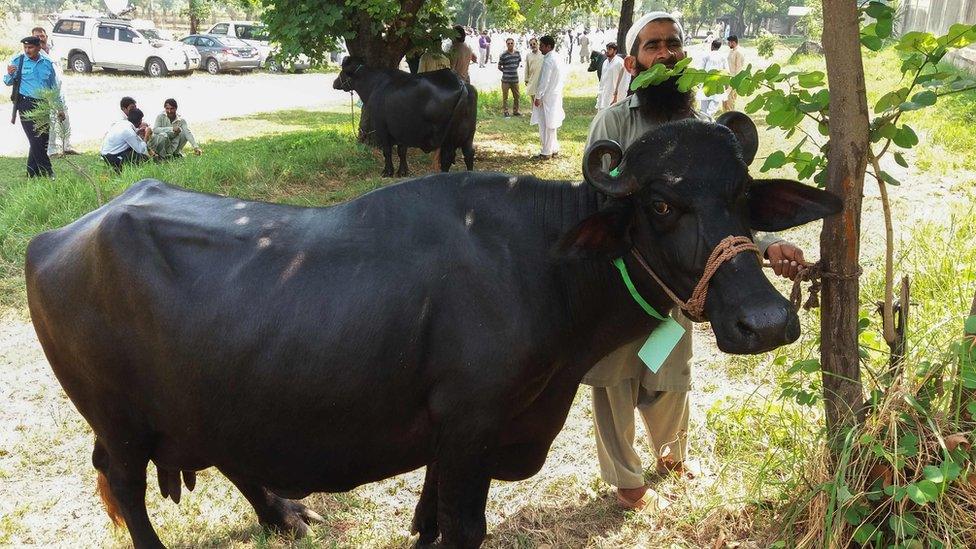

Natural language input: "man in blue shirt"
[4,36,66,177]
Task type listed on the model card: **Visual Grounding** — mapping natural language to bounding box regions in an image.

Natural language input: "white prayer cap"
[624,11,685,56]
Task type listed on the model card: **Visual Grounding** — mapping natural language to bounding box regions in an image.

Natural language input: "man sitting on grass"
[101,108,152,173]
[150,98,202,159]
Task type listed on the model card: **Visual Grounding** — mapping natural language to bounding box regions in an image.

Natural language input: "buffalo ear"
[716,111,759,166]
[748,179,843,231]
[553,201,634,260]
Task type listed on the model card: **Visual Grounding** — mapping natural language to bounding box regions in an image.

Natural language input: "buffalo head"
[333,56,366,92]
[561,112,842,354]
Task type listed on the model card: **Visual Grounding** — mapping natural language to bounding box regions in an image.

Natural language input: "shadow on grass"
[485,495,624,548]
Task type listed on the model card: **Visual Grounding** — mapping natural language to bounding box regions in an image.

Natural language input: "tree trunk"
[819,0,870,439]
[189,0,199,35]
[617,0,635,54]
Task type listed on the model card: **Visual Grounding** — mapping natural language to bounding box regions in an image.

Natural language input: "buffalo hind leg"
[382,143,395,177]
[462,141,475,171]
[410,462,439,547]
[396,144,409,177]
[439,145,457,173]
[223,472,323,539]
[92,439,164,549]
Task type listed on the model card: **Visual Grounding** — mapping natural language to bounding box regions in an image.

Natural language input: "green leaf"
[861,34,884,51]
[939,23,976,48]
[853,523,880,545]
[876,17,894,39]
[761,150,788,172]
[798,71,825,88]
[965,315,976,335]
[912,90,937,106]
[889,512,921,537]
[894,152,909,167]
[899,101,924,112]
[865,1,893,19]
[893,125,920,148]
[744,94,766,114]
[897,31,938,52]
[879,171,901,186]
[923,464,945,483]
[765,63,781,79]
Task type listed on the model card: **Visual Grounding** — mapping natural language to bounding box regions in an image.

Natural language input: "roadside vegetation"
[1,42,975,547]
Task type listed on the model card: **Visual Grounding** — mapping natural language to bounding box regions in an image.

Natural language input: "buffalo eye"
[651,201,671,215]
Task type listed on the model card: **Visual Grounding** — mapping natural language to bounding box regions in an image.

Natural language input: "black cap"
[21,36,41,46]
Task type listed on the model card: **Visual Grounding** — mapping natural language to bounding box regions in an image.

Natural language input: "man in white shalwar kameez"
[596,41,629,110]
[530,34,565,159]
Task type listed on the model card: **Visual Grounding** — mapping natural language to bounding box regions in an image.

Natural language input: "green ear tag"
[609,167,621,177]
[611,257,685,373]
[638,316,686,373]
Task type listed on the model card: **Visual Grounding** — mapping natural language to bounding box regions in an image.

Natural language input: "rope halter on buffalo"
[628,235,861,321]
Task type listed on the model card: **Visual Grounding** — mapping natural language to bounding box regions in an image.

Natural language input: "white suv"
[52,15,200,77]
[205,20,310,72]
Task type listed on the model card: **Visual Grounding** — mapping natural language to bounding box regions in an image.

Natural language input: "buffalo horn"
[582,139,641,197]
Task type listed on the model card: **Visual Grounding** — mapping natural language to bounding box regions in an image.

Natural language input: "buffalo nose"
[735,303,799,346]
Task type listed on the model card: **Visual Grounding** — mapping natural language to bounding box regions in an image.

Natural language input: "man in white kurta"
[524,37,544,102]
[530,35,565,159]
[596,42,629,110]
[695,39,728,117]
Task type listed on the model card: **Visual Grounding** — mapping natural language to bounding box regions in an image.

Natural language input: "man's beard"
[633,61,694,122]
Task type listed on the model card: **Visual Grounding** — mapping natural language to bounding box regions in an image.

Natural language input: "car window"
[54,20,85,36]
[237,25,269,41]
[97,26,115,40]
[220,37,248,47]
[211,24,229,35]
[181,36,198,46]
[199,37,215,48]
[118,28,138,43]
[139,29,162,41]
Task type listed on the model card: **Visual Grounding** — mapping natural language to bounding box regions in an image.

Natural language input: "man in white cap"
[582,11,806,510]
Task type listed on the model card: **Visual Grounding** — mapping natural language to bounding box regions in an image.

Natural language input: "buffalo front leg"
[396,144,409,177]
[382,143,395,177]
[222,472,323,539]
[436,427,493,548]
[410,462,439,547]
[92,440,164,549]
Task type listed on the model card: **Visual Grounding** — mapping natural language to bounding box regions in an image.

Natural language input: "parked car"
[205,20,311,72]
[51,14,200,76]
[181,34,261,74]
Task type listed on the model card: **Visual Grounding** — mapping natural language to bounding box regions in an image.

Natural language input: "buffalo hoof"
[410,513,438,547]
[261,499,324,539]
[382,170,394,178]
[396,169,409,177]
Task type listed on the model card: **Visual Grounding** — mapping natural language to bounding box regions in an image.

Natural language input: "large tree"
[259,0,452,68]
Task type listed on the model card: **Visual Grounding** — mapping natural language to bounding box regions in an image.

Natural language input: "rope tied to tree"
[771,260,864,312]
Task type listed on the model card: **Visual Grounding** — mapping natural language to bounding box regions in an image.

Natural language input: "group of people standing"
[4,26,203,178]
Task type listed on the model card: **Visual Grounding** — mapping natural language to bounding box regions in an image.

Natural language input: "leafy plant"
[755,31,777,59]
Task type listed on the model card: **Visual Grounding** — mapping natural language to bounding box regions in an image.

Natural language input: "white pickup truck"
[52,15,200,77]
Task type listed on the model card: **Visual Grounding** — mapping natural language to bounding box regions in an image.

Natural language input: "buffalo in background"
[334,56,477,177]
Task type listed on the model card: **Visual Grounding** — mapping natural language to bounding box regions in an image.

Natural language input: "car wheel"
[266,60,282,73]
[68,53,92,74]
[146,58,168,77]
[206,58,220,75]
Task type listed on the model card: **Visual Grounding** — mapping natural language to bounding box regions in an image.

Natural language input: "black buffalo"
[588,50,607,80]
[26,114,839,548]
[334,56,477,177]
